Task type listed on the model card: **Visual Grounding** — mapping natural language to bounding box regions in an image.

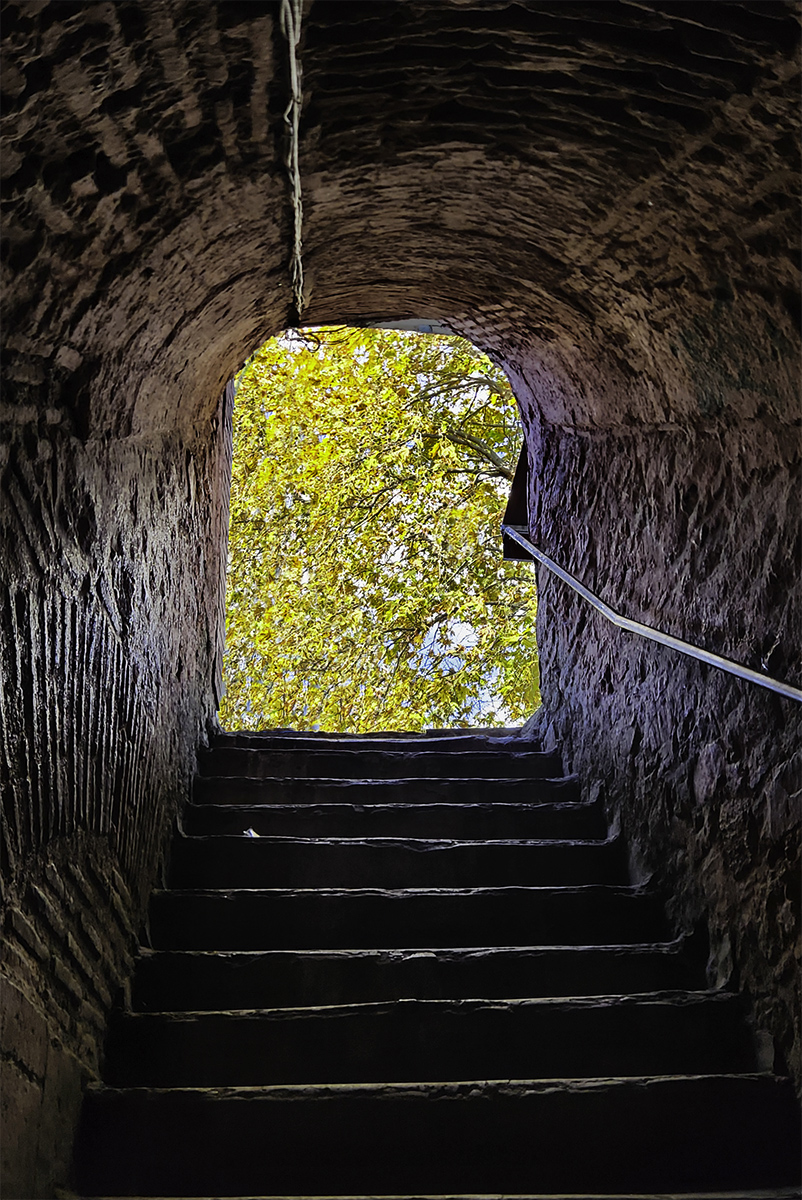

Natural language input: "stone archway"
[1,3,800,1194]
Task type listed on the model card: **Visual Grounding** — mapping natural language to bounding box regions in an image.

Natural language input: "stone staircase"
[73,731,801,1198]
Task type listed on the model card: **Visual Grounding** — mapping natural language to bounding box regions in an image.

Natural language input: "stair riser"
[182,801,607,840]
[84,730,800,1198]
[148,888,671,951]
[214,734,528,752]
[198,748,563,780]
[105,997,757,1087]
[131,946,705,1011]
[74,1076,802,1195]
[167,838,626,890]
[193,775,580,805]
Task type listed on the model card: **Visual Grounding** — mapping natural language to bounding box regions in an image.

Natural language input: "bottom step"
[62,1192,802,1200]
[74,1075,801,1196]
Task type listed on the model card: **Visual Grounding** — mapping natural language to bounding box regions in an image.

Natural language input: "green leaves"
[220,328,539,732]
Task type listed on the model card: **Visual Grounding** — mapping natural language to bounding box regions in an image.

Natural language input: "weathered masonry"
[1,2,800,1196]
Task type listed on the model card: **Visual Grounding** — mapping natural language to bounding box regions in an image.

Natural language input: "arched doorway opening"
[221,324,540,733]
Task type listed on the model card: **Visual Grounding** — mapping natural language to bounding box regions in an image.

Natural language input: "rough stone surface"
[1,974,86,1198]
[1,2,800,1193]
[528,421,801,1080]
[0,387,233,1192]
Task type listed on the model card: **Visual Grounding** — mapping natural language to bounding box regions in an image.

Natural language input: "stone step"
[197,746,563,780]
[181,799,607,840]
[66,1191,802,1200]
[192,774,580,805]
[166,835,627,890]
[103,992,758,1088]
[73,1074,802,1196]
[148,884,671,951]
[131,941,707,1012]
[213,731,527,752]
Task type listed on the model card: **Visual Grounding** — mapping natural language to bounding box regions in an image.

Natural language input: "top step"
[214,728,525,752]
[199,746,562,781]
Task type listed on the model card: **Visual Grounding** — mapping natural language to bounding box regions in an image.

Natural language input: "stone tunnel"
[1,1,800,1195]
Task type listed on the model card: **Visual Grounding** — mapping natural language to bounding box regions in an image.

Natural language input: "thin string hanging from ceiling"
[279,0,306,322]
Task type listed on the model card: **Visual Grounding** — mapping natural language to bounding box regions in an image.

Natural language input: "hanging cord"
[502,523,802,703]
[279,0,306,320]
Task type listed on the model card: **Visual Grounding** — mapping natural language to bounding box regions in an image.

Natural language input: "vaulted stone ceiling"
[2,1,800,434]
[1,11,800,1191]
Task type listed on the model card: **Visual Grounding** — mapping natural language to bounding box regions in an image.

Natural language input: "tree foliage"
[220,327,539,732]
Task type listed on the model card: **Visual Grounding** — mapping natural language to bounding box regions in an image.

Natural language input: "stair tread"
[148,883,671,949]
[78,731,799,1197]
[136,940,696,960]
[175,834,613,845]
[131,940,705,1009]
[105,990,757,1087]
[198,747,563,781]
[114,988,744,1016]
[185,804,596,820]
[85,1071,796,1093]
[183,800,605,839]
[192,776,581,805]
[189,801,593,810]
[212,732,528,752]
[194,777,577,792]
[202,749,554,760]
[75,1074,802,1191]
[153,882,647,895]
[168,836,627,887]
[198,774,565,787]
[62,1192,802,1200]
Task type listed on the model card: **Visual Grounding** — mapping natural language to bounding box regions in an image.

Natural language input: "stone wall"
[525,417,801,1079]
[1,2,799,1193]
[0,398,234,1195]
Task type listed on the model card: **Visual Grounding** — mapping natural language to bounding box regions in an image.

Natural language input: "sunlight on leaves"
[220,327,540,732]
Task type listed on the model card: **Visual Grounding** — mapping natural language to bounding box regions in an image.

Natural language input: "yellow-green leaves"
[220,328,539,732]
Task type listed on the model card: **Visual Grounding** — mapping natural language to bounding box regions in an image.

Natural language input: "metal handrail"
[501,523,802,704]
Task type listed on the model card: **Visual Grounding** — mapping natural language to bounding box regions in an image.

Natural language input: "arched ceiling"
[2,0,799,436]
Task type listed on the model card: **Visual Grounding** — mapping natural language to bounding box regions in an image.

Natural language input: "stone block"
[0,978,85,1196]
[0,976,48,1080]
[0,1058,42,1199]
[8,907,49,964]
[35,1037,87,1199]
